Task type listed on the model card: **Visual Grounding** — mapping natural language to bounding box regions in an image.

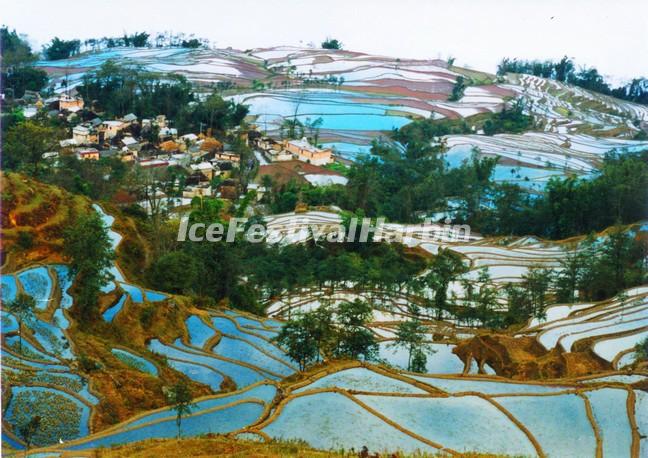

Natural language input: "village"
[17,91,347,212]
[2,8,648,455]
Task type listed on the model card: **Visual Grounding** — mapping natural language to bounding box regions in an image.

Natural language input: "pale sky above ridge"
[2,0,647,84]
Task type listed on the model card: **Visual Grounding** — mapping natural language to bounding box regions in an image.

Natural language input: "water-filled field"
[3,202,646,455]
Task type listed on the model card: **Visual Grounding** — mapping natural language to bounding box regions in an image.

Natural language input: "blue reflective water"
[111,348,158,376]
[102,295,127,322]
[17,267,53,310]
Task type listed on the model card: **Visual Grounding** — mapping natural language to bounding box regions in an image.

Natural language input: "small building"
[89,117,103,127]
[120,136,140,151]
[76,148,100,161]
[180,133,199,144]
[182,184,213,198]
[190,161,219,180]
[256,136,291,162]
[257,136,281,152]
[58,94,84,112]
[120,149,138,162]
[101,120,126,139]
[158,127,178,139]
[171,153,191,167]
[73,125,95,145]
[159,140,182,154]
[23,106,38,118]
[214,151,240,163]
[59,138,77,147]
[139,158,169,169]
[284,137,332,166]
[122,113,138,123]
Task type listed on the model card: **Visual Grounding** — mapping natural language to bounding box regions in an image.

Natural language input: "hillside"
[2,175,647,457]
[33,45,648,187]
[2,39,647,458]
[0,172,90,270]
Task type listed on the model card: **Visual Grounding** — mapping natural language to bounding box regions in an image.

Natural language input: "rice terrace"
[1,1,648,457]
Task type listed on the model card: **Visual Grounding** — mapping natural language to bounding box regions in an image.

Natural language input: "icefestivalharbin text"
[177,217,471,243]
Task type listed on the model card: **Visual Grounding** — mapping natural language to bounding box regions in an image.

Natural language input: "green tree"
[3,121,59,173]
[18,415,41,452]
[555,250,585,303]
[522,266,554,320]
[321,38,342,50]
[275,314,320,371]
[578,228,647,300]
[6,293,37,353]
[2,66,48,99]
[391,313,434,372]
[448,76,466,101]
[1,28,47,98]
[503,282,532,326]
[149,252,199,294]
[63,212,115,319]
[43,37,81,60]
[424,248,468,320]
[463,269,500,327]
[634,337,648,363]
[411,348,428,373]
[335,299,378,360]
[166,380,196,438]
[1,27,36,68]
[309,307,335,361]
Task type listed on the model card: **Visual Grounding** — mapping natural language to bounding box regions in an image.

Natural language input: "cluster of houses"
[24,92,346,210]
[41,108,245,200]
[254,136,333,166]
[15,92,85,119]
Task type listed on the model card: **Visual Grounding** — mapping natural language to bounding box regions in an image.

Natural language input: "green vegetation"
[8,389,82,446]
[43,37,81,60]
[148,211,426,313]
[6,293,37,353]
[77,32,209,51]
[448,75,466,101]
[3,121,61,173]
[275,299,377,370]
[498,56,648,105]
[63,212,115,320]
[77,62,248,132]
[423,248,469,320]
[481,100,534,135]
[0,27,48,98]
[574,228,647,301]
[165,380,196,439]
[635,337,648,362]
[321,37,342,50]
[18,415,41,451]
[265,118,644,242]
[392,314,435,372]
[480,151,648,238]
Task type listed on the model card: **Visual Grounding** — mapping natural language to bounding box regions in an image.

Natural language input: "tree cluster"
[275,299,378,370]
[497,56,648,105]
[1,27,48,98]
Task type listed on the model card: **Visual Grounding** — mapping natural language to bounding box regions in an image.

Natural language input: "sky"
[2,0,647,83]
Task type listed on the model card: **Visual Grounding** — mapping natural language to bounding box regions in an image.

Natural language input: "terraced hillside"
[0,172,90,270]
[3,192,647,457]
[10,363,648,457]
[3,43,646,457]
[263,211,648,379]
[36,46,648,168]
